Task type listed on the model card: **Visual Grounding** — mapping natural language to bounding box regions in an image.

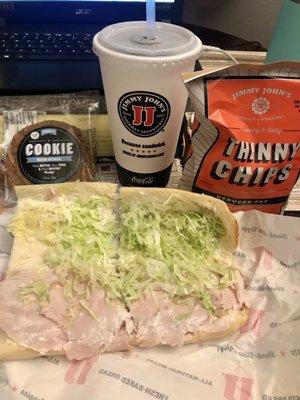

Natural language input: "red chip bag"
[180,62,300,213]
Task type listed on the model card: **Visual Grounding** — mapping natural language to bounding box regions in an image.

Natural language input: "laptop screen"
[3,0,180,24]
[11,0,175,1]
[14,0,175,3]
[12,0,175,2]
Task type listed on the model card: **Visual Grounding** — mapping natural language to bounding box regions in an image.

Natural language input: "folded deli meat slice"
[0,184,249,360]
[0,183,133,360]
[119,188,249,347]
[0,271,67,354]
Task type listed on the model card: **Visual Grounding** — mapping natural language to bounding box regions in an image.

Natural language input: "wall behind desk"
[183,0,282,48]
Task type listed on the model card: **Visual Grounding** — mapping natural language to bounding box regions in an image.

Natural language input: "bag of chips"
[180,62,300,213]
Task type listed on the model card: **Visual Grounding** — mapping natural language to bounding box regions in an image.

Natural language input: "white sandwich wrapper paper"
[0,209,299,400]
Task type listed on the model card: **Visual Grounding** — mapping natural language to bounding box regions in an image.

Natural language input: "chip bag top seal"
[180,62,300,214]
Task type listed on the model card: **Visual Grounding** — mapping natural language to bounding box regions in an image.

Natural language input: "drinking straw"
[146,0,156,29]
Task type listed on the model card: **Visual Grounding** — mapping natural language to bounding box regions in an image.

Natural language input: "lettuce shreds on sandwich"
[8,194,122,301]
[119,195,237,314]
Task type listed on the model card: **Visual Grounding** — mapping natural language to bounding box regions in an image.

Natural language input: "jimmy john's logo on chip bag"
[251,97,270,115]
[118,91,170,137]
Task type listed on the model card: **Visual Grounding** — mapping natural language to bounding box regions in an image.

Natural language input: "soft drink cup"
[93,21,202,186]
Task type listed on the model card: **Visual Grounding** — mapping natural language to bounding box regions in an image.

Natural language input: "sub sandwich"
[0,182,249,360]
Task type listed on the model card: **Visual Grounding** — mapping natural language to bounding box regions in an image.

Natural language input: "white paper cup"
[93,21,202,187]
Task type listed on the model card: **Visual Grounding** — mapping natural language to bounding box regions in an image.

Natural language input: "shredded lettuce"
[9,195,122,301]
[9,191,237,315]
[20,281,50,302]
[119,198,236,313]
[174,313,189,323]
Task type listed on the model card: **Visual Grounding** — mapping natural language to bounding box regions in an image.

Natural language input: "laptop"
[0,0,183,92]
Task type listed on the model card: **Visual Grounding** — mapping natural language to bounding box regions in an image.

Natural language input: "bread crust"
[183,306,249,344]
[0,184,248,361]
[15,181,117,200]
[0,331,62,360]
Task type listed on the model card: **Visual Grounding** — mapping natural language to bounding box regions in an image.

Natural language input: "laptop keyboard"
[0,32,97,61]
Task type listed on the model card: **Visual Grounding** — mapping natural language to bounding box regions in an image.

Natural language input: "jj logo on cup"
[93,21,202,186]
[118,91,170,137]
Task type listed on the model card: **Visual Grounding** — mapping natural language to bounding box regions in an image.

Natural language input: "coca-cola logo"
[131,176,154,185]
[118,91,170,138]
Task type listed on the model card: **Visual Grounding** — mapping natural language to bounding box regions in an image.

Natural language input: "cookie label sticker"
[118,91,170,138]
[18,126,81,184]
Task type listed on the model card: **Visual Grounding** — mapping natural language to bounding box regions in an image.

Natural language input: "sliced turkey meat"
[211,288,239,310]
[108,328,133,352]
[42,283,133,360]
[0,271,134,360]
[130,291,199,347]
[129,286,245,347]
[234,270,250,307]
[0,270,246,357]
[0,271,67,354]
[43,284,69,322]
